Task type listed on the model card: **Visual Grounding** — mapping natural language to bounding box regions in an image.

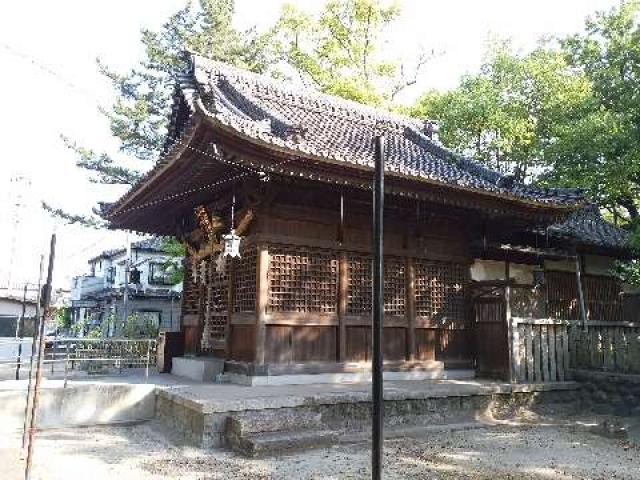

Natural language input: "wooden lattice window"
[547,271,622,322]
[347,255,406,315]
[347,254,372,315]
[415,260,467,323]
[234,247,257,313]
[267,246,338,313]
[384,258,405,315]
[202,257,229,350]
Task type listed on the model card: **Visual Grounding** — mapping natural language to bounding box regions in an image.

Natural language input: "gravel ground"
[3,419,640,480]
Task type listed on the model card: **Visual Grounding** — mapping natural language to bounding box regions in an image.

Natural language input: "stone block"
[171,356,224,382]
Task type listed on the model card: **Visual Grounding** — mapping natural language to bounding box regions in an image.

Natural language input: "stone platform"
[154,378,580,455]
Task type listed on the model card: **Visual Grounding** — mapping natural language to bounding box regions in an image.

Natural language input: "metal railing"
[0,337,157,385]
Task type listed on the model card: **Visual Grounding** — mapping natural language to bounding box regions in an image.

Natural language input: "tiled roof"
[184,55,584,207]
[547,205,631,253]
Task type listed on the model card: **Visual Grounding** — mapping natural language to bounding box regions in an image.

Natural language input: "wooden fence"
[509,319,640,382]
[568,322,640,374]
[512,318,571,383]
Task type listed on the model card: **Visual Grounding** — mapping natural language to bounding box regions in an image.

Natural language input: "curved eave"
[105,115,204,221]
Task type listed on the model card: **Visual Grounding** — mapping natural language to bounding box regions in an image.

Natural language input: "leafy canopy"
[276,0,423,106]
[410,42,592,182]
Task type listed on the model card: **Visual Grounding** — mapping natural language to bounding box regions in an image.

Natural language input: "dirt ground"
[3,417,640,480]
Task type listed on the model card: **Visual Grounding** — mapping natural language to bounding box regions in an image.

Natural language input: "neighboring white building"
[0,292,37,337]
[70,237,182,335]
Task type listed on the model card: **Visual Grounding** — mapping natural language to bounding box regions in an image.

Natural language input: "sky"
[0,0,622,294]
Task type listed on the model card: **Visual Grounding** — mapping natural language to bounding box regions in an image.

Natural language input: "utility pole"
[25,234,56,480]
[22,255,44,449]
[14,284,28,380]
[371,135,385,480]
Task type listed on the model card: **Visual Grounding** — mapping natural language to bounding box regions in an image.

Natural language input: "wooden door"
[474,298,510,380]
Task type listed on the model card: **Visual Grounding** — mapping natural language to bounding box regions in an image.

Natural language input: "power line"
[0,40,106,106]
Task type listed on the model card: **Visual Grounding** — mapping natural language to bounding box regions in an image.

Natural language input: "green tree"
[46,0,278,225]
[276,0,428,106]
[548,0,640,225]
[410,42,592,181]
[161,237,186,284]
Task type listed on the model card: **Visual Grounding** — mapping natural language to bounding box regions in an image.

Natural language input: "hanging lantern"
[222,229,241,258]
[221,192,241,258]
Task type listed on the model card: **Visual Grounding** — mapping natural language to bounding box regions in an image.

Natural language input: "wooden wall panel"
[383,327,407,361]
[264,325,337,363]
[415,328,436,361]
[265,326,292,363]
[437,329,473,364]
[346,326,371,362]
[416,328,473,365]
[292,326,337,362]
[230,325,256,362]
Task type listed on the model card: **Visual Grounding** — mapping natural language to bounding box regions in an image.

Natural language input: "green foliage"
[160,237,186,284]
[411,2,640,225]
[547,0,640,224]
[276,0,425,106]
[51,0,423,226]
[97,0,277,163]
[70,316,88,337]
[614,259,640,286]
[122,313,159,339]
[49,0,279,225]
[87,326,103,339]
[55,307,72,330]
[41,201,107,229]
[411,2,640,278]
[410,42,592,181]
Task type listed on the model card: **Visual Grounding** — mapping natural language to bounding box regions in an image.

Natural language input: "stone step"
[230,429,339,457]
[227,408,323,437]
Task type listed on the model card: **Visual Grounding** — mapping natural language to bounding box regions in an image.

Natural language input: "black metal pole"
[372,135,385,480]
[25,234,56,480]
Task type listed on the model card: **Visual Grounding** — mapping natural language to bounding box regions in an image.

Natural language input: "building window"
[106,267,116,284]
[148,262,174,285]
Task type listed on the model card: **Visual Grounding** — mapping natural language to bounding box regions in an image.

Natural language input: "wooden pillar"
[255,244,269,364]
[338,251,348,362]
[405,257,416,361]
[505,261,520,383]
[224,258,234,359]
[575,253,588,331]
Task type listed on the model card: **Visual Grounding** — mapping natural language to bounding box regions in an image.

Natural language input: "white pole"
[122,232,131,336]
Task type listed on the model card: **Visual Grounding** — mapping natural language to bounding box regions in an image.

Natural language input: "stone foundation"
[154,381,580,451]
[573,369,640,417]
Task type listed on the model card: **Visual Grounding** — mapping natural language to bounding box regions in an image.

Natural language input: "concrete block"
[0,383,155,432]
[171,357,224,382]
